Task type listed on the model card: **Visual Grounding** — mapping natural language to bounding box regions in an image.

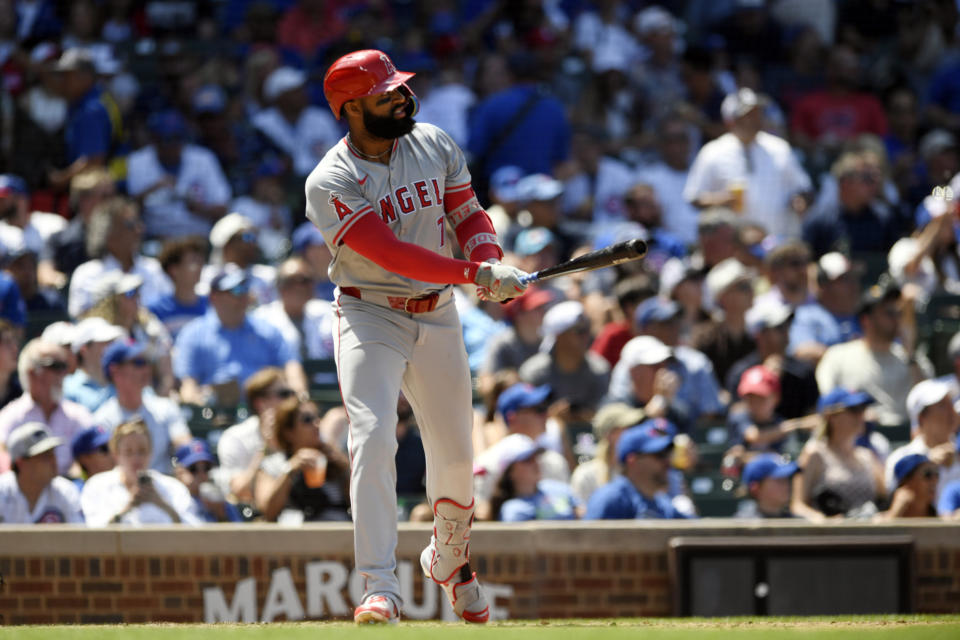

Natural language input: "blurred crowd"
[3,0,960,526]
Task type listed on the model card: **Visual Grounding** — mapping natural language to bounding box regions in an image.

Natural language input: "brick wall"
[0,521,958,624]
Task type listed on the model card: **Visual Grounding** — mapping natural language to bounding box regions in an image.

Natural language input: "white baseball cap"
[619,335,672,367]
[494,433,543,475]
[516,173,564,202]
[720,88,761,123]
[263,67,306,101]
[209,213,255,249]
[745,299,793,335]
[705,258,752,301]
[539,300,587,352]
[6,422,62,461]
[817,252,855,281]
[906,379,954,427]
[70,317,125,353]
[40,321,76,348]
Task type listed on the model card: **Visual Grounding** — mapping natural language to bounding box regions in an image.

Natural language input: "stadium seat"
[687,472,741,518]
[303,358,342,408]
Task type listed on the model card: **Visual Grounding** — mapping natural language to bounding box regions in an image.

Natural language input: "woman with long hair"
[255,396,350,522]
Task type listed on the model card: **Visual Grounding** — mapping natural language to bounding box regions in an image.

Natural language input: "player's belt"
[339,286,451,313]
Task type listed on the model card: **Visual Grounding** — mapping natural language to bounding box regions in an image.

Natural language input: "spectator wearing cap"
[474,383,571,520]
[229,158,293,263]
[734,453,801,519]
[635,296,725,423]
[790,45,888,158]
[291,221,335,301]
[570,403,646,505]
[726,299,819,420]
[48,48,121,190]
[726,364,816,454]
[754,240,815,308]
[510,176,580,263]
[1,224,64,315]
[606,335,689,431]
[0,422,83,524]
[519,300,610,429]
[635,114,700,246]
[147,236,209,340]
[480,288,556,381]
[216,367,293,502]
[0,319,22,411]
[789,252,863,363]
[252,66,341,177]
[94,339,192,474]
[511,227,561,283]
[45,168,116,278]
[816,281,927,427]
[174,266,306,406]
[802,151,900,259]
[880,454,940,519]
[70,424,114,484]
[0,338,94,475]
[466,55,571,192]
[792,388,886,521]
[884,379,960,496]
[252,257,335,361]
[888,189,960,309]
[67,196,173,319]
[584,419,689,520]
[189,83,258,198]
[127,109,231,238]
[692,258,756,384]
[62,317,124,412]
[590,274,657,368]
[683,87,812,238]
[0,174,67,288]
[81,418,201,526]
[914,130,959,203]
[199,212,277,307]
[488,433,582,522]
[172,439,242,523]
[482,166,524,242]
[597,183,686,273]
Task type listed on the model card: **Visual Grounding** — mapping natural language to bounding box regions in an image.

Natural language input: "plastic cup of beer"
[729,181,746,213]
[304,454,327,488]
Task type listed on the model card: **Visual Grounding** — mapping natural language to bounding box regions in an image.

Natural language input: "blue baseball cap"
[496,383,551,418]
[616,418,676,463]
[0,174,28,197]
[147,110,188,139]
[514,227,556,257]
[742,453,799,486]
[292,221,326,254]
[70,425,111,458]
[893,453,931,487]
[101,339,148,381]
[817,388,873,414]
[634,297,681,327]
[174,438,215,468]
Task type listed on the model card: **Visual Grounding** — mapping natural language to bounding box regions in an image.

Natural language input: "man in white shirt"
[684,88,812,239]
[127,110,231,238]
[198,213,277,306]
[252,66,342,177]
[0,422,82,524]
[884,379,960,495]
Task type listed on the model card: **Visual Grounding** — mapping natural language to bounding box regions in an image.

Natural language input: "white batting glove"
[474,261,529,302]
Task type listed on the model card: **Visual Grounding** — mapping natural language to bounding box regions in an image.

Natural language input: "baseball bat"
[519,238,648,284]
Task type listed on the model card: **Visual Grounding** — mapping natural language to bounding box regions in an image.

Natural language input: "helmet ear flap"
[398,84,419,118]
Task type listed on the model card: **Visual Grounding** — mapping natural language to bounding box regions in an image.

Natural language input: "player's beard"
[362,100,416,140]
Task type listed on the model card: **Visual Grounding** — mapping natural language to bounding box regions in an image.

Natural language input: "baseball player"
[306,49,530,624]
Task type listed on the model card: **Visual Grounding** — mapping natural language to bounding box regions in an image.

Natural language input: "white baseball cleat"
[353,594,400,624]
[421,542,490,623]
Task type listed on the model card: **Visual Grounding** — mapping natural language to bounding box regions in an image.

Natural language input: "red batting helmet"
[323,49,416,120]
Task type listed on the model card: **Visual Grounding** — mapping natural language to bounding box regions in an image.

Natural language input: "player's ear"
[344,100,362,120]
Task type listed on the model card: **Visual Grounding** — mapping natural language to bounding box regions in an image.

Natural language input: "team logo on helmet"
[380,54,396,75]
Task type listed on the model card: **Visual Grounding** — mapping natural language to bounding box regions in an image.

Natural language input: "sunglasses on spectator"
[234,231,257,244]
[269,388,296,399]
[37,357,68,372]
[282,275,315,287]
[223,284,249,297]
[189,462,212,474]
[299,412,320,424]
[518,403,549,414]
[850,171,879,183]
[921,468,940,481]
[95,444,110,454]
[123,358,149,367]
[122,288,140,299]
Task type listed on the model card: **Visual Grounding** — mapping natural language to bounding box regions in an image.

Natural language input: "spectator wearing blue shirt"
[172,439,243,523]
[0,271,26,329]
[467,54,571,197]
[938,477,960,518]
[174,267,307,406]
[291,222,335,301]
[734,453,801,519]
[62,317,125,413]
[585,419,690,519]
[789,252,862,364]
[148,236,209,340]
[70,425,115,490]
[50,49,121,190]
[489,433,581,522]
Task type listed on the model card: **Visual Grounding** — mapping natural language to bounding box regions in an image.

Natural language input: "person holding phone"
[80,418,200,526]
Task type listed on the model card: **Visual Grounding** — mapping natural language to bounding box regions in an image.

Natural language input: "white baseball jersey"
[305,122,472,296]
[0,471,83,524]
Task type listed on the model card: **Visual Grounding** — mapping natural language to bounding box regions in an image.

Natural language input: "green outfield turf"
[4,617,960,640]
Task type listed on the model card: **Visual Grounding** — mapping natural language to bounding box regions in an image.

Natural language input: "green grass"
[3,616,960,640]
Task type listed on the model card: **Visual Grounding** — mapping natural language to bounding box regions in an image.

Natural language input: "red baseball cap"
[737,365,780,398]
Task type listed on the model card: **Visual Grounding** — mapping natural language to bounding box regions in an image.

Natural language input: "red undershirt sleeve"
[340,210,480,284]
[444,187,503,263]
